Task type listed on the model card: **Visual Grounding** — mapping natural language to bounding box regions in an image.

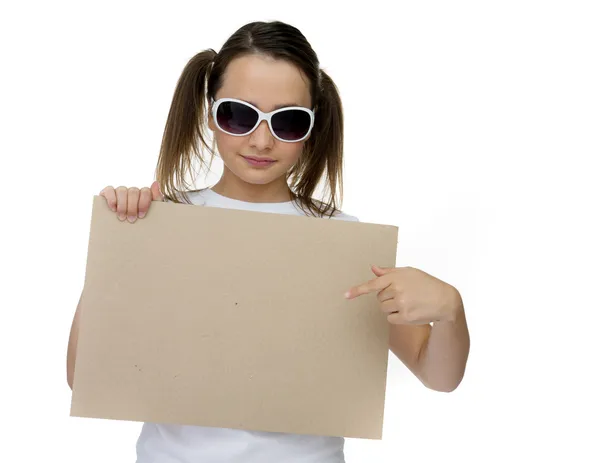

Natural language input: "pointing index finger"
[345,276,390,300]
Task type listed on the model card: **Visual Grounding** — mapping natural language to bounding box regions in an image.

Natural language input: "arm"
[67,181,164,389]
[66,184,161,389]
[389,287,470,392]
[66,292,83,390]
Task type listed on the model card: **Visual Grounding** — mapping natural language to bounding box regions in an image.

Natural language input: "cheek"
[278,142,305,166]
[214,132,244,159]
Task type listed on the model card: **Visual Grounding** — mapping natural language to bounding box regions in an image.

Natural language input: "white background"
[1,1,599,462]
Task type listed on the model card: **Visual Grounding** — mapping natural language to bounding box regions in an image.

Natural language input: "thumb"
[151,181,164,201]
[371,264,394,277]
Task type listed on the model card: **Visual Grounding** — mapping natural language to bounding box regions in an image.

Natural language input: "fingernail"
[344,291,351,299]
[138,211,146,219]
[127,216,136,223]
[118,213,126,221]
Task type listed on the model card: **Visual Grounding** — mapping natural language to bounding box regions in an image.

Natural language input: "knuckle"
[140,188,151,201]
[392,302,404,315]
[402,307,416,323]
[387,312,401,324]
[392,311,407,324]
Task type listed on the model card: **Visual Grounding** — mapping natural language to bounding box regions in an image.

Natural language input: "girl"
[67,20,470,463]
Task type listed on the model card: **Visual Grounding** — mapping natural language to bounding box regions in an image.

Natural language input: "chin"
[237,170,281,186]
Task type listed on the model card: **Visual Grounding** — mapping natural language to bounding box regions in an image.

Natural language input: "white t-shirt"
[135,188,359,463]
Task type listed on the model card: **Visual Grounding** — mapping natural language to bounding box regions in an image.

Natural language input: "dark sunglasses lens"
[216,101,258,135]
[271,110,311,141]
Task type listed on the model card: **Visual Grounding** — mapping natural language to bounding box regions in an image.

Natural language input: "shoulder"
[297,198,360,222]
[162,188,208,205]
[329,210,360,222]
[186,188,210,205]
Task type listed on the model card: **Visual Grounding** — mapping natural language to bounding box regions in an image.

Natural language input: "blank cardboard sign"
[70,195,399,439]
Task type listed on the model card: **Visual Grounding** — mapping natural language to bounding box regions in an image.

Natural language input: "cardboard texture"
[70,195,399,439]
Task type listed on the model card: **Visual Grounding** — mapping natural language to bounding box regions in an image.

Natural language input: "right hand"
[99,181,164,223]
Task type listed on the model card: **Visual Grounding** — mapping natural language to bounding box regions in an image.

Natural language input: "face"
[208,54,313,188]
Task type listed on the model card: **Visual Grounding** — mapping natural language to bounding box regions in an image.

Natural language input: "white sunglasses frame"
[211,98,315,143]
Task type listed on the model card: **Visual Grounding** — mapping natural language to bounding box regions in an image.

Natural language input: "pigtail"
[155,49,217,204]
[316,70,344,215]
[290,69,344,218]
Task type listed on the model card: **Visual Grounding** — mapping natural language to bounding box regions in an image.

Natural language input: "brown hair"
[155,20,344,217]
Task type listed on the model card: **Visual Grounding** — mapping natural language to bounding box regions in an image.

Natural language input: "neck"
[212,169,293,203]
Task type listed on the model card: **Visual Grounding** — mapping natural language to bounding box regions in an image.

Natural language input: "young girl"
[67,20,470,463]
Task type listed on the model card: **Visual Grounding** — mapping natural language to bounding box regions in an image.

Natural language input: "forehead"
[216,54,312,111]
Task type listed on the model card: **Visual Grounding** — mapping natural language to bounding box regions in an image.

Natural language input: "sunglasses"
[211,98,315,143]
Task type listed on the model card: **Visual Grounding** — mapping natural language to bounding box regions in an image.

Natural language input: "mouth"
[241,155,277,167]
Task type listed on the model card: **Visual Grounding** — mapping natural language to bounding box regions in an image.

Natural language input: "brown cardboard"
[70,195,399,439]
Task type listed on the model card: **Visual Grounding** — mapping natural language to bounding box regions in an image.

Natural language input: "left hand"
[344,265,460,325]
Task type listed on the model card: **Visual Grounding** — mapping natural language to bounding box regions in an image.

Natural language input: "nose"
[248,120,274,150]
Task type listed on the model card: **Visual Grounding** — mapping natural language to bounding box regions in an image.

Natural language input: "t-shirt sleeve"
[330,211,360,222]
